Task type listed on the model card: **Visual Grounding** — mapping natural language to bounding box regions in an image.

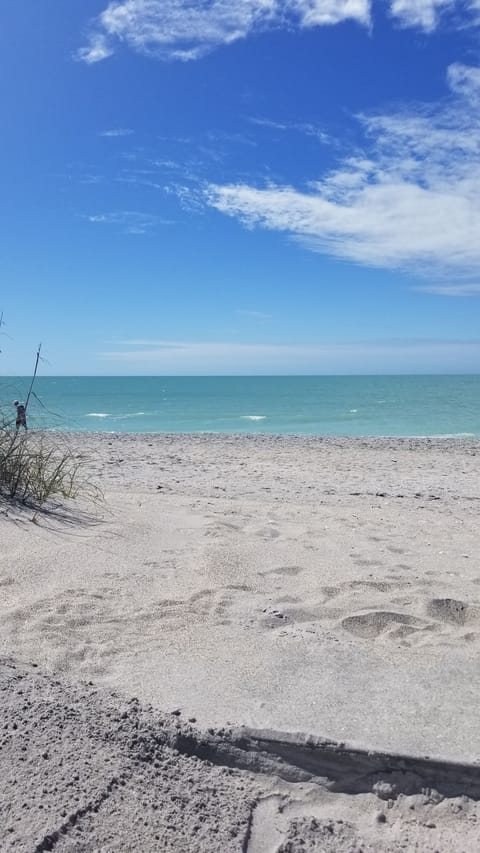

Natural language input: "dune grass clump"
[0,423,93,508]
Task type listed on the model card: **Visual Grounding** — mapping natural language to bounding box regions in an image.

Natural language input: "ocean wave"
[430,432,476,439]
[241,415,266,421]
[86,412,110,418]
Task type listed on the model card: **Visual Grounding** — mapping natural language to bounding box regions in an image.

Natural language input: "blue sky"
[1,0,480,374]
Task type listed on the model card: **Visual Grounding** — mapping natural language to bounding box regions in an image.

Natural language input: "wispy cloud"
[99,128,134,137]
[77,1,480,64]
[390,0,480,30]
[165,183,206,213]
[78,32,113,64]
[116,167,165,190]
[248,117,291,131]
[447,62,480,99]
[237,310,272,320]
[98,337,480,373]
[77,0,371,65]
[206,129,257,148]
[389,0,455,31]
[205,63,480,292]
[53,166,104,188]
[86,210,167,234]
[248,116,330,143]
[415,284,480,296]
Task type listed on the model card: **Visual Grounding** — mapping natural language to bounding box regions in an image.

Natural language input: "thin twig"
[25,343,42,413]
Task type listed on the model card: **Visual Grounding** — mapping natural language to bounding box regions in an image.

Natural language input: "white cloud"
[389,0,454,31]
[447,62,480,99]
[99,128,134,137]
[78,0,371,64]
[205,63,480,291]
[296,0,371,26]
[98,337,480,373]
[389,0,480,29]
[77,0,480,63]
[77,33,113,64]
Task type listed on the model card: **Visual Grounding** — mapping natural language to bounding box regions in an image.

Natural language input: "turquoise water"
[0,375,479,437]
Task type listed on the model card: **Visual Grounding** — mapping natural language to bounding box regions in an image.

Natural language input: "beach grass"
[0,420,98,507]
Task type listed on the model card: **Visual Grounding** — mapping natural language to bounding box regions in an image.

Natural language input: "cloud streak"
[98,337,480,373]
[86,210,165,234]
[99,128,134,137]
[204,63,480,290]
[237,310,272,320]
[415,284,480,296]
[248,116,330,143]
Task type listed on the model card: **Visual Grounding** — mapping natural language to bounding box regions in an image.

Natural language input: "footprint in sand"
[204,520,241,538]
[341,611,425,639]
[322,586,341,601]
[253,526,281,539]
[260,565,304,577]
[258,602,341,632]
[353,558,384,568]
[5,584,259,669]
[340,599,480,646]
[426,598,480,626]
[350,580,401,593]
[322,579,406,602]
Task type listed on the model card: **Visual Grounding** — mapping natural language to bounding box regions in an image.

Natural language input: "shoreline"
[34,427,480,445]
[37,426,480,439]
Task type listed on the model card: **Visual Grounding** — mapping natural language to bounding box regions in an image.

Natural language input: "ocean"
[1,375,479,437]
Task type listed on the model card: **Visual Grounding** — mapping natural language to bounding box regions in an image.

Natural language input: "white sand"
[1,432,480,850]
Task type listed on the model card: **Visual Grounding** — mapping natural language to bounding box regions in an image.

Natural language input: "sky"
[1,0,480,375]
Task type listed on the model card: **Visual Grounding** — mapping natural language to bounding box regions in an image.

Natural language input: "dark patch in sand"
[341,611,423,639]
[426,598,472,626]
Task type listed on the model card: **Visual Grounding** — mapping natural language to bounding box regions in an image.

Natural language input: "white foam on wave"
[86,412,110,418]
[241,415,266,421]
[349,409,358,413]
[431,432,476,439]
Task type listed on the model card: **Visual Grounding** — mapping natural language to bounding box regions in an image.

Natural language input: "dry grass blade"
[0,420,101,510]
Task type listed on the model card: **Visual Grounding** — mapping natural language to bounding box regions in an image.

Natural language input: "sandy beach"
[1,432,480,850]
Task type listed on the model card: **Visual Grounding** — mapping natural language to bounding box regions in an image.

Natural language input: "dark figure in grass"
[14,400,27,431]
